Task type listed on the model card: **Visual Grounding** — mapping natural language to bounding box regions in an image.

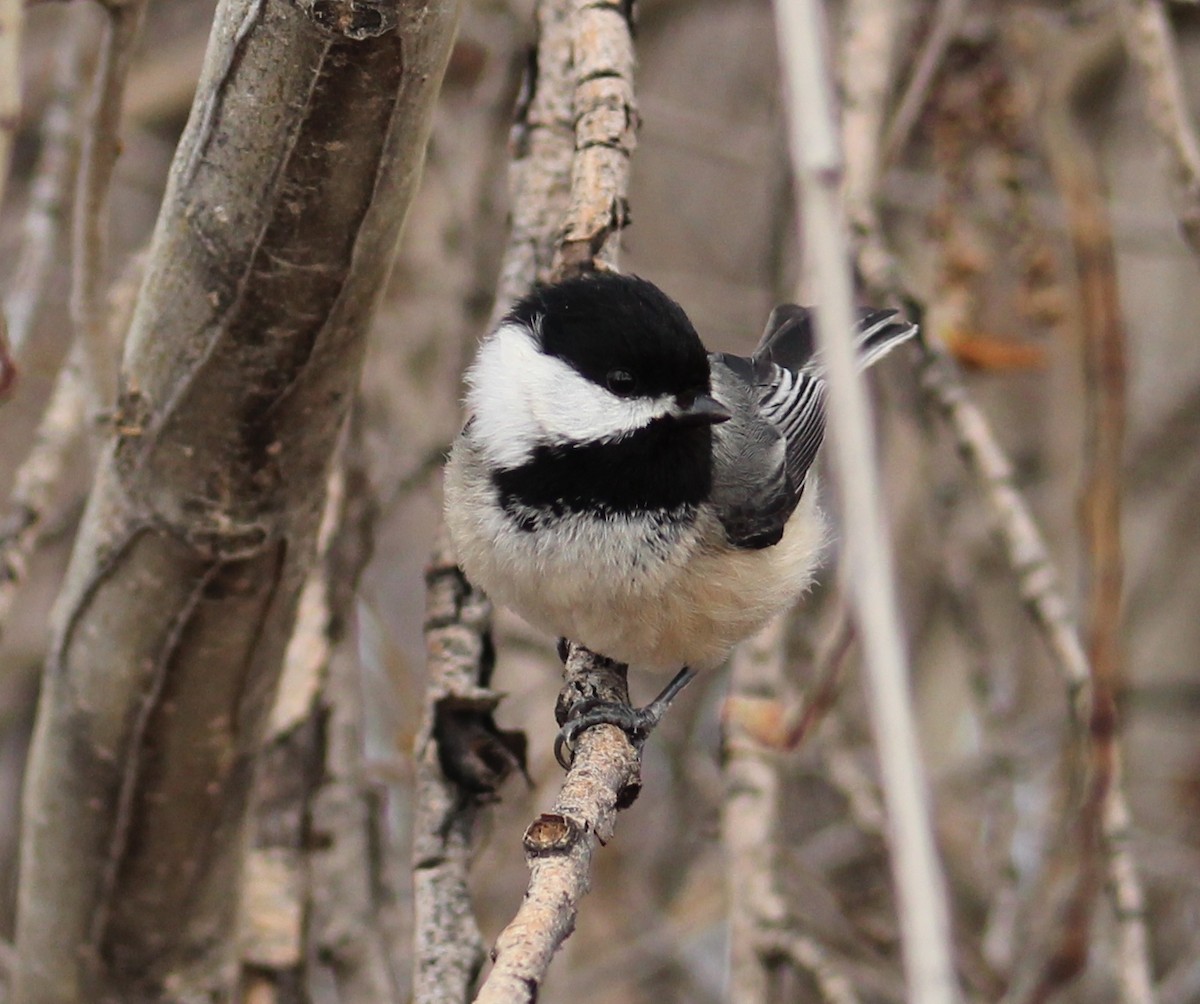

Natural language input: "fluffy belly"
[444,449,825,671]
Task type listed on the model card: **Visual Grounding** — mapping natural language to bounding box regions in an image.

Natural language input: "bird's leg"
[554,665,698,769]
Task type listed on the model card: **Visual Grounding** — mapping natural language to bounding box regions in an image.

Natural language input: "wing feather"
[708,306,916,550]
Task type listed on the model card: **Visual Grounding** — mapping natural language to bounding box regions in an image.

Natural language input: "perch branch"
[773,3,961,1004]
[469,1,641,999]
[475,646,642,1004]
[413,0,583,997]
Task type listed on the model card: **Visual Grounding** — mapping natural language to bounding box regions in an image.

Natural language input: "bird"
[444,272,915,763]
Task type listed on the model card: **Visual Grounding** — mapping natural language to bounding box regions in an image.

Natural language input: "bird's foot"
[553,666,697,769]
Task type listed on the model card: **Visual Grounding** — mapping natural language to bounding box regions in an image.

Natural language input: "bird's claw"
[553,667,698,769]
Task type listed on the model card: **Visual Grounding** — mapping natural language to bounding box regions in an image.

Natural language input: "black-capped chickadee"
[445,272,915,759]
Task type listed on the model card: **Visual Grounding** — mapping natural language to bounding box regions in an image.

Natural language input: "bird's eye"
[606,369,637,396]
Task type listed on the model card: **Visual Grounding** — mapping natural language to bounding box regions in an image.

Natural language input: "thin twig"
[4,13,95,359]
[917,344,1154,1004]
[0,0,21,211]
[914,345,1091,714]
[1119,0,1200,253]
[839,5,1155,998]
[773,4,961,1004]
[881,0,965,168]
[0,250,140,651]
[0,0,22,398]
[839,0,910,294]
[0,347,86,647]
[70,0,149,410]
[1033,17,1153,1003]
[759,930,863,1004]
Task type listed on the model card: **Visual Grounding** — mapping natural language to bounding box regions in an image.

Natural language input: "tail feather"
[755,304,816,371]
[853,308,917,371]
[753,304,917,375]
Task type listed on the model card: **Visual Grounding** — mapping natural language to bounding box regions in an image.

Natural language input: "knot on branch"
[523,812,583,856]
[434,693,528,796]
[294,0,400,39]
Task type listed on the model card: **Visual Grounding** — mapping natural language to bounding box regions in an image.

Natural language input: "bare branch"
[759,930,863,1004]
[490,0,576,319]
[880,0,964,168]
[722,614,870,1004]
[475,646,642,1004]
[13,2,463,999]
[468,1,641,995]
[0,0,21,212]
[915,347,1090,709]
[0,348,85,646]
[1,249,139,652]
[412,537,495,1002]
[69,0,149,409]
[839,0,911,294]
[917,341,1155,1003]
[553,0,635,277]
[1029,17,1155,1002]
[722,616,791,1002]
[1119,0,1200,253]
[4,15,94,359]
[831,7,1157,993]
[772,3,961,1004]
[242,428,401,1001]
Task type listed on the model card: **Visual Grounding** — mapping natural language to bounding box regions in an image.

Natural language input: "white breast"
[444,434,827,672]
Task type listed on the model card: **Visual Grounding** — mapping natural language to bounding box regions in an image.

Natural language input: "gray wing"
[707,305,916,551]
[753,304,916,490]
[707,354,810,550]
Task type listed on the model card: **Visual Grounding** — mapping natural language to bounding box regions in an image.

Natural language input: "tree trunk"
[12,1,460,1001]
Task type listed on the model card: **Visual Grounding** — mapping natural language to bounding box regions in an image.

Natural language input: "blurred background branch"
[2,0,1200,1002]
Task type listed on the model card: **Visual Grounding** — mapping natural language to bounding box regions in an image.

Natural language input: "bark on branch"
[13,1,461,1000]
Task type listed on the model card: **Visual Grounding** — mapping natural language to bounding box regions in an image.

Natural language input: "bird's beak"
[674,393,732,425]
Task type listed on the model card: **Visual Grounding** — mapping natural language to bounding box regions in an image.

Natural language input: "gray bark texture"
[12,1,460,1001]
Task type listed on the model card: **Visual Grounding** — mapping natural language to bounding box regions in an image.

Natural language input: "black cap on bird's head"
[506,273,728,423]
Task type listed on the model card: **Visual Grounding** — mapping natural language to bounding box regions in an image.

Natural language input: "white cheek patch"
[465,322,673,469]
